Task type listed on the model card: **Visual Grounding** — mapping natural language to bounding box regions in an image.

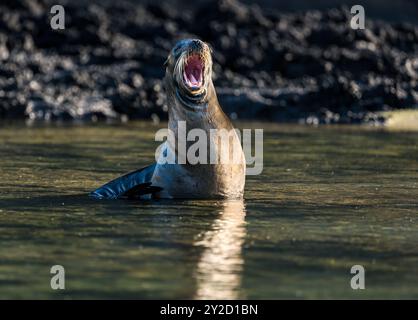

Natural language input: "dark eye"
[173,44,184,56]
[172,39,190,57]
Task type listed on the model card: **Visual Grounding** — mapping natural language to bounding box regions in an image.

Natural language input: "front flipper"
[90,164,161,199]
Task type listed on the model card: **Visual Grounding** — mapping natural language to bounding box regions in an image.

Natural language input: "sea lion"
[90,39,245,199]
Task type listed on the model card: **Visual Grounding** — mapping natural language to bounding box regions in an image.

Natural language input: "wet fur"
[152,39,246,199]
[91,39,245,199]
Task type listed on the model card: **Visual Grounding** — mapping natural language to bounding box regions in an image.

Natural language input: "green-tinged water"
[0,122,417,299]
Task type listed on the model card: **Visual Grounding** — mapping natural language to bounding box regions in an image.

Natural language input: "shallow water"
[0,122,417,299]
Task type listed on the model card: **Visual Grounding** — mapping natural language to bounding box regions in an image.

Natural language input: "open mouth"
[183,54,204,89]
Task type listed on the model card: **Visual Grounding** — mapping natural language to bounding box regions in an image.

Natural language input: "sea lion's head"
[165,39,213,111]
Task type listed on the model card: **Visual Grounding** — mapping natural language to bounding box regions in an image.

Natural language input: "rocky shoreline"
[0,0,417,124]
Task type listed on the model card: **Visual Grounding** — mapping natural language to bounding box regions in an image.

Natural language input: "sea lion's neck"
[166,78,232,132]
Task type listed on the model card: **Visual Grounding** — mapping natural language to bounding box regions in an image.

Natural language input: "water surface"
[0,122,417,299]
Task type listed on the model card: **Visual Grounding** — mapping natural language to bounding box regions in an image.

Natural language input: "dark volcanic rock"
[0,0,417,123]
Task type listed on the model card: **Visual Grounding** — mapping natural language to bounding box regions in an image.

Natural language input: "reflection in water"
[194,200,247,299]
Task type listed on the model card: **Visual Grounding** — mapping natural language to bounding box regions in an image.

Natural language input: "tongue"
[193,69,201,81]
[190,73,198,85]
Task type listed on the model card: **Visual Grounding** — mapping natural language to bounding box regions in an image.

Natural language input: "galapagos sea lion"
[90,39,245,199]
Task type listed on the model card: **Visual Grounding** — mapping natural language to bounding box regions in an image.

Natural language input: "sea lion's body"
[91,39,245,199]
[152,81,245,199]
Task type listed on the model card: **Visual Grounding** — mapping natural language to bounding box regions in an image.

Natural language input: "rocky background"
[0,0,417,124]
